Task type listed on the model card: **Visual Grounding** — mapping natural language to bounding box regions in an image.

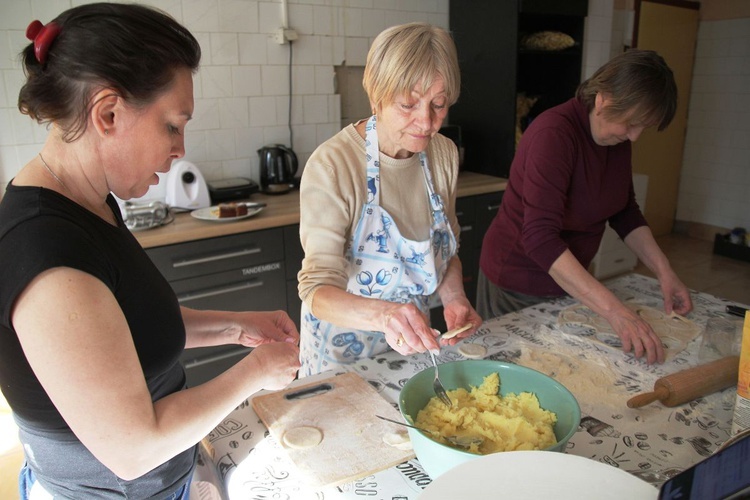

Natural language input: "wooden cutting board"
[251,372,415,488]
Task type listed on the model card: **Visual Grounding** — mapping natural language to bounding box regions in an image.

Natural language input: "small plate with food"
[190,202,265,222]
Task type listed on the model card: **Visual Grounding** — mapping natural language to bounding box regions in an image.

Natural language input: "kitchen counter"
[196,273,744,498]
[133,171,506,249]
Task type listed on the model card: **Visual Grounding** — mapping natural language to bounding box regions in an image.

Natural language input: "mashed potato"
[415,373,557,454]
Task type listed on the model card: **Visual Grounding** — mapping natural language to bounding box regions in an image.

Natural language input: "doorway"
[631,0,699,236]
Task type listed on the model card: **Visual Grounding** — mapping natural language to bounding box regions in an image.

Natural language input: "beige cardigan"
[297,121,461,310]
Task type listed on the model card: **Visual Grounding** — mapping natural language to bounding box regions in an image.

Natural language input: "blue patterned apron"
[299,115,457,376]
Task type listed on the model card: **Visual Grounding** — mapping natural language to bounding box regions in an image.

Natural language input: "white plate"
[419,451,658,500]
[190,205,264,222]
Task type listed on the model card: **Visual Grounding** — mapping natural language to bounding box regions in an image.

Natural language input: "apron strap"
[364,115,381,206]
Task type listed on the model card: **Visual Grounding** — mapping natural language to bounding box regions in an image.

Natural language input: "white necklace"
[38,153,67,192]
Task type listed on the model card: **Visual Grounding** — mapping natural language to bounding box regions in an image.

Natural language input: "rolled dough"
[557,302,701,359]
[382,431,412,451]
[283,426,323,449]
[442,323,473,340]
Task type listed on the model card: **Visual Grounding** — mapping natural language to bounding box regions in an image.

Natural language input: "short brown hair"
[576,49,677,131]
[363,22,460,111]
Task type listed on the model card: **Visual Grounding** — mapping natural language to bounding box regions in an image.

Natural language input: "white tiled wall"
[582,0,615,79]
[0,0,449,193]
[676,17,750,232]
[5,2,745,233]
[609,7,634,59]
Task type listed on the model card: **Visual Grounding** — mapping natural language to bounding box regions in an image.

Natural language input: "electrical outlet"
[274,27,298,45]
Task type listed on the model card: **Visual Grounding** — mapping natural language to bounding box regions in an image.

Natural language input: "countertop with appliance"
[132,171,507,249]
[195,273,745,499]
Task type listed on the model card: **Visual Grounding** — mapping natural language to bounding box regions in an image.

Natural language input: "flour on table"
[518,347,623,409]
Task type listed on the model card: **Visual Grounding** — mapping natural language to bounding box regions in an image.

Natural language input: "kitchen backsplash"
[0,0,450,190]
[2,1,746,233]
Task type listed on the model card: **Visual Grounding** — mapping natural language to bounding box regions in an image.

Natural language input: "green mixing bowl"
[399,359,581,479]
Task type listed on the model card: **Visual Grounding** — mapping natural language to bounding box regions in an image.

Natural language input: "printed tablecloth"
[201,273,746,499]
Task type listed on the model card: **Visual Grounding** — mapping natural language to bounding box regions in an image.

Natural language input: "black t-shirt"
[0,183,186,426]
[0,183,194,497]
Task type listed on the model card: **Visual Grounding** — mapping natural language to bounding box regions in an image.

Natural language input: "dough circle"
[635,306,663,321]
[458,343,487,359]
[283,426,323,449]
[383,431,412,451]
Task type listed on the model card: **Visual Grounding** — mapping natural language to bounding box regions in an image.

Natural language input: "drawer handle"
[461,225,473,232]
[486,204,501,211]
[173,247,261,268]
[183,347,251,368]
[177,280,264,303]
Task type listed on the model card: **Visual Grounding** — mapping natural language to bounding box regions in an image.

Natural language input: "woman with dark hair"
[477,49,692,365]
[0,4,300,498]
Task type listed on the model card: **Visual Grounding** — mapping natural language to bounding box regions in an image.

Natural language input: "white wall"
[0,0,449,193]
[582,0,615,79]
[677,17,750,232]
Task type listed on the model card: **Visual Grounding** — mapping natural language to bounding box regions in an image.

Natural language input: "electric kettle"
[258,144,298,194]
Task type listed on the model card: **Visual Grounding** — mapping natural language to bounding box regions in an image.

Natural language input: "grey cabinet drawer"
[474,191,504,235]
[286,280,301,330]
[283,225,303,281]
[181,346,251,387]
[456,196,477,251]
[283,225,303,329]
[170,262,286,311]
[146,228,285,282]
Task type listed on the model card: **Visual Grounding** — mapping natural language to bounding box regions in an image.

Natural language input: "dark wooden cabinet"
[283,224,304,330]
[448,0,518,179]
[431,190,504,331]
[449,0,588,179]
[147,226,303,386]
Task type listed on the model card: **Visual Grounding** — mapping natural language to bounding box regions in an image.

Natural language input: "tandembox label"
[242,262,282,276]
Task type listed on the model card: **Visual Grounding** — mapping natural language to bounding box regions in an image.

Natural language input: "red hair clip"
[26,20,61,64]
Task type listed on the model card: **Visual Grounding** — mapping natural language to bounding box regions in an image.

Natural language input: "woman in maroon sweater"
[478,50,692,365]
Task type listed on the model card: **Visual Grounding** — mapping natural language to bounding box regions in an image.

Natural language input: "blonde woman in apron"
[297,23,482,376]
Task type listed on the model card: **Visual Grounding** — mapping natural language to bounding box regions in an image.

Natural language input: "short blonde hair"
[363,22,460,111]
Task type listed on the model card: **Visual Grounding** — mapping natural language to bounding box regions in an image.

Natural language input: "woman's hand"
[381,302,440,355]
[432,256,481,345]
[247,342,301,391]
[622,226,693,317]
[233,310,300,348]
[658,270,693,316]
[605,305,665,364]
[182,308,298,349]
[440,296,482,346]
[548,250,665,364]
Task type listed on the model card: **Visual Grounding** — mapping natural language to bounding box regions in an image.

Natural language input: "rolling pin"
[627,356,740,408]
